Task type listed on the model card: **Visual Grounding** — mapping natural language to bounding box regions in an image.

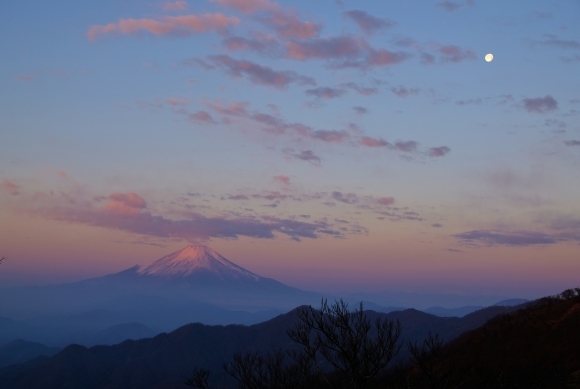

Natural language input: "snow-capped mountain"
[0,245,325,334]
[137,245,261,281]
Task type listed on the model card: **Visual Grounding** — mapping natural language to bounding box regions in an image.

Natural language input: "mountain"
[386,291,580,388]
[493,298,528,306]
[423,298,529,318]
[0,303,518,389]
[0,340,60,368]
[137,245,261,280]
[87,322,158,346]
[0,245,323,346]
[422,305,484,317]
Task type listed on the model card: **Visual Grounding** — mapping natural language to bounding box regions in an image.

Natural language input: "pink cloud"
[1,180,20,196]
[163,1,188,11]
[200,55,316,89]
[273,175,290,185]
[166,97,188,106]
[189,111,217,123]
[286,36,363,60]
[259,10,322,39]
[286,36,409,68]
[211,0,279,14]
[87,13,240,41]
[360,136,389,148]
[57,171,68,178]
[47,194,339,241]
[343,10,396,34]
[438,45,476,63]
[103,192,147,216]
[522,95,558,113]
[429,146,451,157]
[313,130,350,143]
[15,75,33,82]
[212,0,320,39]
[376,197,395,206]
[203,100,249,117]
[201,99,447,158]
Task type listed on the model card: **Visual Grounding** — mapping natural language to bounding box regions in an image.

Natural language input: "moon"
[485,53,494,62]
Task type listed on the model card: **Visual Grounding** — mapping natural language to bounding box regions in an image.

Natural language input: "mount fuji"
[0,245,324,344]
[99,244,322,307]
[137,245,262,281]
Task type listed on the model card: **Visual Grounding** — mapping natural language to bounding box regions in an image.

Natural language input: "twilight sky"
[1,0,579,299]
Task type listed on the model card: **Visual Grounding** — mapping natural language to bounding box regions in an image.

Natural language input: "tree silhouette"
[185,368,211,389]
[187,299,402,389]
[287,299,402,389]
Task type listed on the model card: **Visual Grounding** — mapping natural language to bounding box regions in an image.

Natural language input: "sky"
[1,0,579,300]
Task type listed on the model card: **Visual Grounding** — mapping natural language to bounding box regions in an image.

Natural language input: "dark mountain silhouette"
[422,305,483,317]
[0,302,517,389]
[385,290,580,388]
[493,297,529,306]
[0,340,60,368]
[87,322,159,347]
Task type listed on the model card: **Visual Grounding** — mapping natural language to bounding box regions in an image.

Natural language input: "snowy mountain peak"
[137,245,261,281]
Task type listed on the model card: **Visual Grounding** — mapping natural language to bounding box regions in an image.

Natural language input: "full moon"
[485,53,494,62]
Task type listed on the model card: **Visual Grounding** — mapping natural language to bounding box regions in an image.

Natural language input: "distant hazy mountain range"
[0,245,325,347]
[0,245,528,349]
[0,304,520,389]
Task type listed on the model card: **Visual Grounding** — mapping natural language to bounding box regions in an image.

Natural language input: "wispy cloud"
[353,106,368,114]
[273,175,290,184]
[343,10,396,34]
[391,86,420,98]
[166,97,188,106]
[258,9,322,39]
[332,191,358,204]
[200,100,450,158]
[212,0,321,39]
[305,87,346,100]
[189,111,217,123]
[286,35,410,69]
[87,14,240,41]
[429,146,451,157]
[564,140,580,146]
[196,55,316,89]
[522,95,558,113]
[435,0,475,13]
[37,190,343,242]
[453,230,558,246]
[532,34,580,50]
[163,1,188,11]
[210,0,279,14]
[438,45,476,63]
[222,33,282,55]
[1,180,20,196]
[341,82,379,96]
[360,136,390,148]
[284,149,322,165]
